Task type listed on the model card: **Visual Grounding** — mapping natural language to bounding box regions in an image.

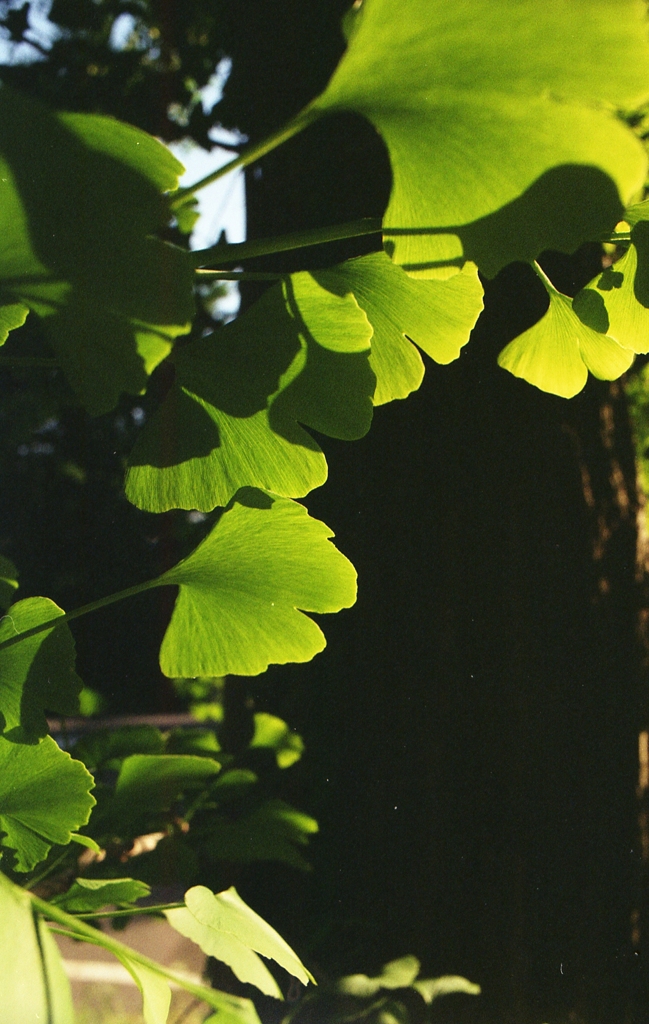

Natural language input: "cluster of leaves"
[4,0,649,1020]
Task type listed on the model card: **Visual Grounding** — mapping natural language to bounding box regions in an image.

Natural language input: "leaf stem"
[73,901,184,920]
[196,270,286,282]
[31,892,250,1013]
[190,217,382,269]
[172,104,321,204]
[0,578,160,653]
[531,260,560,295]
[26,848,73,890]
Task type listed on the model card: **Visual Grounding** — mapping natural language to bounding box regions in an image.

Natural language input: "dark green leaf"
[0,596,82,741]
[0,553,18,611]
[0,88,194,414]
[51,876,151,912]
[201,799,318,872]
[115,753,221,810]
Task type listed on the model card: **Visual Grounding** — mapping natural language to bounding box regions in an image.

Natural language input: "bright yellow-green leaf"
[251,713,304,768]
[155,490,356,678]
[498,271,634,397]
[320,253,484,403]
[0,302,28,344]
[0,553,19,610]
[166,885,314,996]
[314,0,649,277]
[115,953,172,1024]
[0,871,74,1022]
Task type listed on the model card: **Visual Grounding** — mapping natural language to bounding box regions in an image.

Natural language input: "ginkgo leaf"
[413,975,481,1003]
[126,273,373,513]
[202,800,318,872]
[0,735,95,871]
[338,956,421,996]
[166,885,313,997]
[319,254,484,403]
[0,87,194,414]
[0,596,82,741]
[0,870,73,1022]
[154,490,357,677]
[313,0,649,277]
[0,553,18,610]
[0,302,28,344]
[115,953,172,1024]
[498,267,634,398]
[251,713,304,768]
[115,754,221,810]
[52,877,151,912]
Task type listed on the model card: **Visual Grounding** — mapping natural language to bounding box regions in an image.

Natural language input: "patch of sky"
[0,0,59,64]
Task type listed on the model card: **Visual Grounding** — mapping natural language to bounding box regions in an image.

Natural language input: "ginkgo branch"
[171,103,321,203]
[190,217,382,269]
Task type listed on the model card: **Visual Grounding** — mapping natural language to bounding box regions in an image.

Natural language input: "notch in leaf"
[498,263,634,398]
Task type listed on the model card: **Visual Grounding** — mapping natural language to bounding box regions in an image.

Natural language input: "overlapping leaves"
[498,265,634,398]
[126,256,483,512]
[0,87,194,414]
[315,0,649,278]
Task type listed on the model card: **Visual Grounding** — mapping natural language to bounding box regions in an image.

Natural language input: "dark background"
[0,3,647,1021]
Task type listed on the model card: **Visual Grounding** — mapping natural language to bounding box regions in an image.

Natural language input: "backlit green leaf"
[52,876,151,912]
[0,870,74,1023]
[338,956,421,996]
[0,735,95,871]
[126,273,373,512]
[573,217,649,354]
[498,268,634,397]
[413,975,481,1003]
[321,254,484,403]
[0,302,28,344]
[115,952,172,1024]
[0,597,82,741]
[155,490,357,677]
[251,713,304,768]
[0,87,194,414]
[166,885,314,996]
[314,0,649,277]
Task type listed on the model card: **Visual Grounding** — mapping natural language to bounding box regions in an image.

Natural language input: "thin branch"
[73,901,184,920]
[190,217,383,269]
[171,104,321,203]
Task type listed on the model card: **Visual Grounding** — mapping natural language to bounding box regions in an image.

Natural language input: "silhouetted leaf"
[202,800,318,871]
[0,88,194,414]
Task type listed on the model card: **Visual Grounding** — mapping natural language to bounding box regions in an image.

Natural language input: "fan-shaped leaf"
[115,754,221,810]
[413,975,481,1003]
[320,254,484,403]
[0,302,28,344]
[251,713,304,768]
[115,952,172,1024]
[202,800,318,872]
[338,956,421,996]
[126,273,373,513]
[498,269,634,397]
[166,884,313,997]
[314,0,649,277]
[0,596,82,741]
[0,87,194,414]
[154,490,357,677]
[0,736,95,871]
